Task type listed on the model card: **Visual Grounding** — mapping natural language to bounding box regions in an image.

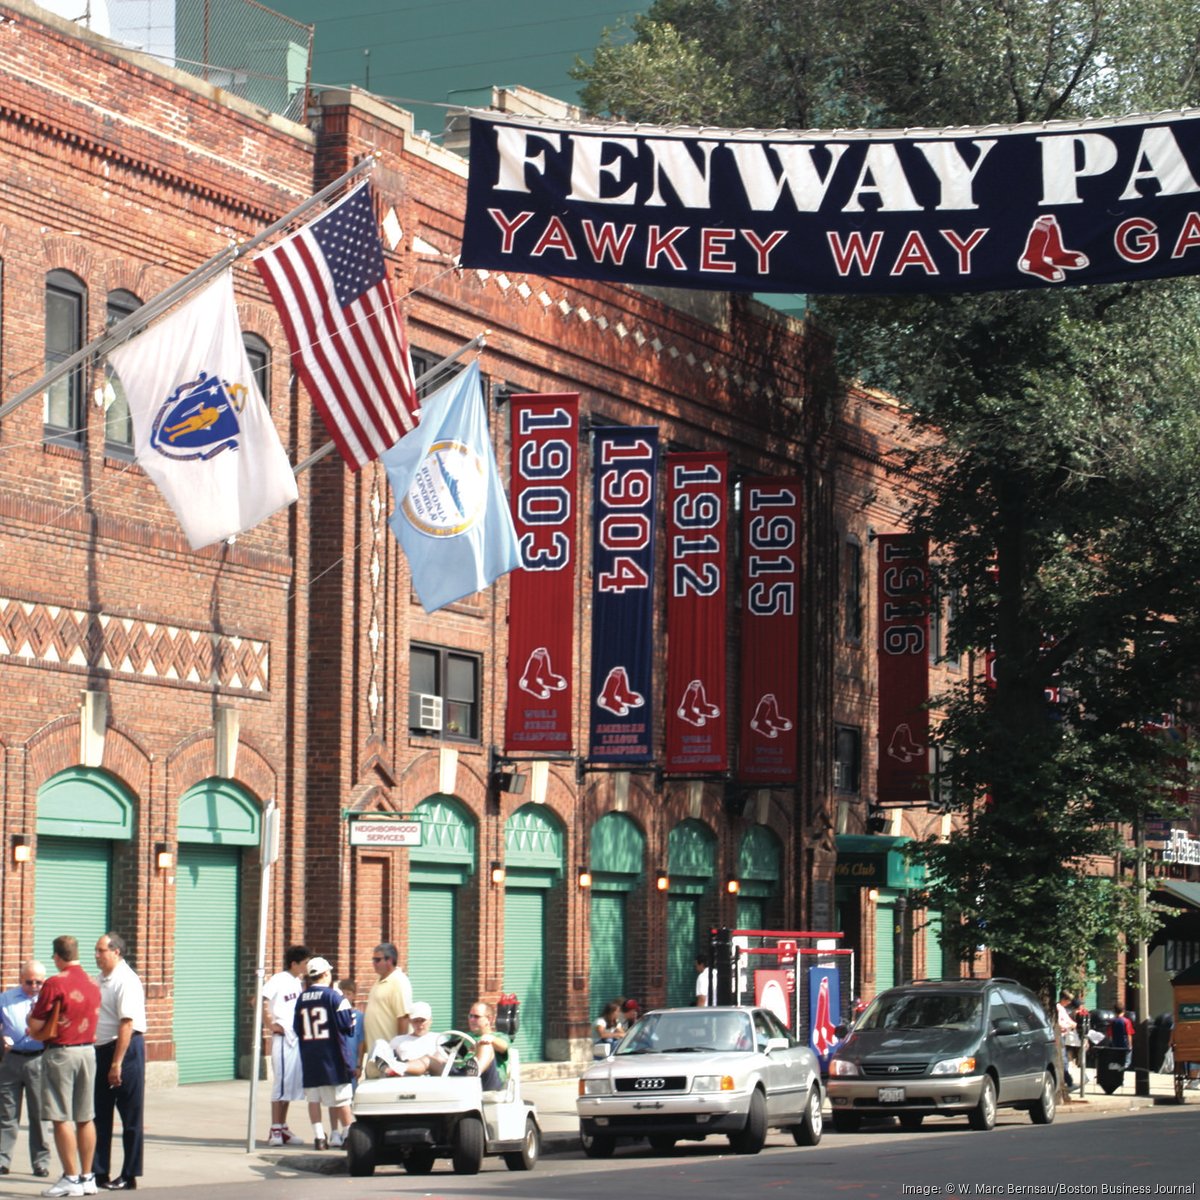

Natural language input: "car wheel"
[345,1123,377,1177]
[730,1089,767,1154]
[451,1115,485,1174]
[831,1112,861,1134]
[899,1113,925,1131]
[647,1134,677,1152]
[403,1149,436,1175]
[1029,1071,1057,1125]
[581,1131,616,1158]
[791,1086,823,1146]
[503,1116,541,1171]
[968,1075,997,1131]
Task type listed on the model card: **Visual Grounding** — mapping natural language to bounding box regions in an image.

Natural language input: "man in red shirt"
[27,936,102,1198]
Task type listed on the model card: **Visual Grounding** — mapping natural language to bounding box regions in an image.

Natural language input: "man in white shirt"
[371,1001,440,1076]
[92,934,146,1191]
[262,946,311,1147]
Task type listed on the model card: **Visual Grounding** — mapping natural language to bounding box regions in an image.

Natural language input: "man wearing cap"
[372,1002,439,1076]
[0,960,52,1178]
[292,958,355,1151]
[262,945,311,1147]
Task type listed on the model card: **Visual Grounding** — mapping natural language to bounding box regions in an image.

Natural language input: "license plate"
[877,1087,906,1103]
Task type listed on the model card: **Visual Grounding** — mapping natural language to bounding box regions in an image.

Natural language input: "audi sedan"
[576,1005,824,1157]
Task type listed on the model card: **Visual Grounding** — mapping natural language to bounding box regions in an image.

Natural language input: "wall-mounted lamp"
[726,877,741,895]
[156,842,175,871]
[866,804,890,835]
[12,834,31,865]
[490,861,507,886]
[490,769,527,795]
[578,869,593,889]
[655,871,670,892]
[867,886,880,903]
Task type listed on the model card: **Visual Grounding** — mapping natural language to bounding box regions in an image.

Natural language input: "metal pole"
[247,801,280,1152]
[1134,811,1151,1096]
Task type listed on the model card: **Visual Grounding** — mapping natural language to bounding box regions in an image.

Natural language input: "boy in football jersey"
[292,958,355,1150]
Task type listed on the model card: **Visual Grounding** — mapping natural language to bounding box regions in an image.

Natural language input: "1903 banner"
[876,534,930,806]
[664,452,728,773]
[505,393,578,754]
[738,478,802,783]
[589,427,658,762]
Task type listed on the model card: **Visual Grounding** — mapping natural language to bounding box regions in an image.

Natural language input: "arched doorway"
[666,819,716,1007]
[588,812,645,1021]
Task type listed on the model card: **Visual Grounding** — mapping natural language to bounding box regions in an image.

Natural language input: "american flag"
[255,181,417,470]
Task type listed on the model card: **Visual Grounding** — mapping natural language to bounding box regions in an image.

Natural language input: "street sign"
[349,820,423,847]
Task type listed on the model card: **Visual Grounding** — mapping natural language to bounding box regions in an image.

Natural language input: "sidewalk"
[0,1067,1190,1193]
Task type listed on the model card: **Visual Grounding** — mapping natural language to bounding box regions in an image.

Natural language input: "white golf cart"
[347,1029,541,1176]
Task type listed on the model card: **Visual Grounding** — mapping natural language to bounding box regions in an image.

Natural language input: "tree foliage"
[577,0,1200,994]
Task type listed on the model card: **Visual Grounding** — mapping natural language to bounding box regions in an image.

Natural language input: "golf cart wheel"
[503,1115,541,1171]
[581,1130,616,1158]
[403,1149,436,1174]
[345,1123,378,1177]
[452,1114,485,1175]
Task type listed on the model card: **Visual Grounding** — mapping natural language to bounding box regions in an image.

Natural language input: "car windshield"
[857,991,983,1032]
[614,1010,753,1055]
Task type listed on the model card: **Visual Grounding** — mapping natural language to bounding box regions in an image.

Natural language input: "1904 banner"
[505,393,579,754]
[463,109,1200,295]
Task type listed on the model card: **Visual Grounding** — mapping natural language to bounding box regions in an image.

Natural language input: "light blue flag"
[382,360,521,612]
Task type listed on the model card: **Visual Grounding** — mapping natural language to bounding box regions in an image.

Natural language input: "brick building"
[0,0,952,1085]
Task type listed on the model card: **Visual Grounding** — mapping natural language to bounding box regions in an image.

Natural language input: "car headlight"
[828,1058,860,1077]
[579,1076,614,1096]
[691,1075,735,1092]
[931,1056,977,1076]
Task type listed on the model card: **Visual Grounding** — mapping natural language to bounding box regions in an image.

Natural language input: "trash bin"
[1095,1045,1126,1094]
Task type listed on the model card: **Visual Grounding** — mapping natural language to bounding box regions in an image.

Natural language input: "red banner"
[665,453,728,773]
[504,394,578,754]
[738,478,802,783]
[876,534,930,805]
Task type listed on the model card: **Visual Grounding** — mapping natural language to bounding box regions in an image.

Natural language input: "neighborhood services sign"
[462,108,1200,295]
[349,819,423,848]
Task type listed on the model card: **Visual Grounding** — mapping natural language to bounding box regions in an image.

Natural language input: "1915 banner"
[738,478,802,783]
[589,426,658,762]
[505,393,579,754]
[877,534,930,806]
[463,110,1200,295]
[665,452,728,773]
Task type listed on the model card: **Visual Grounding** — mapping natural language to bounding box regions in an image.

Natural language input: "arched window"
[104,289,142,457]
[243,333,270,408]
[45,270,87,447]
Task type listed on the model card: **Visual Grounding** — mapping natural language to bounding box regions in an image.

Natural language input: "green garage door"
[503,888,545,1060]
[875,900,896,993]
[668,896,700,1007]
[34,838,112,964]
[174,844,240,1082]
[408,883,456,1030]
[925,910,944,980]
[589,891,626,1020]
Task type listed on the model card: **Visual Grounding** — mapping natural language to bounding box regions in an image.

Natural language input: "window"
[929,581,961,669]
[1164,939,1200,973]
[931,744,955,811]
[104,289,141,457]
[409,643,480,741]
[243,333,270,408]
[410,347,463,400]
[45,270,87,447]
[843,537,863,641]
[834,725,861,793]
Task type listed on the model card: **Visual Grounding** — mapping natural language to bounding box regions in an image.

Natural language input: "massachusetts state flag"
[107,271,298,550]
[255,181,418,470]
[382,361,521,612]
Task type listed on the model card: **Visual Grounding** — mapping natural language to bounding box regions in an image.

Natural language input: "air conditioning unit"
[410,692,443,733]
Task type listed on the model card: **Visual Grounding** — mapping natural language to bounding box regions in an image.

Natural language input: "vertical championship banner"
[505,393,579,753]
[877,533,931,806]
[738,478,802,783]
[665,452,728,773]
[589,427,659,762]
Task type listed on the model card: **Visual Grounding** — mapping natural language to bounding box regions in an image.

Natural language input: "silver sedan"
[576,1005,824,1157]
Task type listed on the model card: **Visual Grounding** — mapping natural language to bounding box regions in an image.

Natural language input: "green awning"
[1156,878,1200,910]
[835,833,924,890]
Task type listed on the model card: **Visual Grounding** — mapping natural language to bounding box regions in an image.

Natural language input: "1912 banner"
[877,534,930,806]
[589,427,658,762]
[738,478,802,783]
[665,452,727,773]
[505,393,578,754]
[463,110,1200,295]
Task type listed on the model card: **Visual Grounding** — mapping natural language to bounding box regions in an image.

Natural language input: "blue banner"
[463,110,1200,294]
[807,966,842,1068]
[588,426,658,762]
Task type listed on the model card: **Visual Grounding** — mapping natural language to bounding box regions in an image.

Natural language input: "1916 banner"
[877,534,930,806]
[505,393,578,753]
[738,478,802,783]
[589,427,658,762]
[463,110,1200,295]
[665,452,728,773]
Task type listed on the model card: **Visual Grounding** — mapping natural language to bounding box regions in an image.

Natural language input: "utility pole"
[1133,810,1151,1097]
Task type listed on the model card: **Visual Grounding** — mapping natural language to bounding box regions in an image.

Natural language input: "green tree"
[577,0,1200,995]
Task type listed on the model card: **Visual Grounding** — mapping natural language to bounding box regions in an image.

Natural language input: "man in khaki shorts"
[27,936,102,1198]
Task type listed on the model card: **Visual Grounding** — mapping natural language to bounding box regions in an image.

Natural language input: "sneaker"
[81,1176,98,1196]
[44,1176,84,1198]
[267,1128,284,1148]
[328,1131,344,1148]
[278,1127,304,1146]
[314,1138,329,1152]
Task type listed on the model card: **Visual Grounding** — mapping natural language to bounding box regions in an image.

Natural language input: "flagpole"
[0,157,379,422]
[292,332,490,476]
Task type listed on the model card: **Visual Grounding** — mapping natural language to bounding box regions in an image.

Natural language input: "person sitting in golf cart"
[382,999,509,1090]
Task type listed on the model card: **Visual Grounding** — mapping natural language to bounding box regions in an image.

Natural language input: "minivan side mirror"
[834,1023,850,1037]
[992,1017,1020,1036]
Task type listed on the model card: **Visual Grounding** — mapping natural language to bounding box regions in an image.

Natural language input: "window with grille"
[834,725,861,793]
[409,643,481,741]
